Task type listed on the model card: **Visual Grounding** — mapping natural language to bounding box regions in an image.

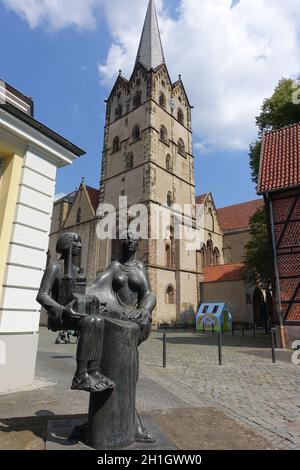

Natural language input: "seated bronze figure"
[37,233,114,392]
[37,230,157,446]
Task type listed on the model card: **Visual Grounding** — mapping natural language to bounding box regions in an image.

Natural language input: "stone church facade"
[47,1,267,328]
[97,0,199,326]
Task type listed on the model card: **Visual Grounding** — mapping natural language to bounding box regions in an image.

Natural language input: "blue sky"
[1,0,299,208]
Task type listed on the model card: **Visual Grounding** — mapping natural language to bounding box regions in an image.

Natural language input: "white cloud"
[1,0,97,30]
[3,0,300,151]
[98,0,300,151]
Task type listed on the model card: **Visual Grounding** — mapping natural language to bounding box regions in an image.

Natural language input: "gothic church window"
[166,244,171,267]
[165,226,175,268]
[206,240,213,267]
[178,108,184,125]
[112,136,121,153]
[200,246,206,270]
[178,138,185,156]
[126,152,134,169]
[208,208,215,232]
[166,154,172,171]
[159,92,166,109]
[133,91,142,108]
[115,104,123,120]
[167,191,173,207]
[213,247,220,266]
[160,125,168,143]
[166,285,175,304]
[132,125,140,142]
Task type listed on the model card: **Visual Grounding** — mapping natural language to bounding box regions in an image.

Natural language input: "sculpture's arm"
[137,264,157,321]
[36,263,64,323]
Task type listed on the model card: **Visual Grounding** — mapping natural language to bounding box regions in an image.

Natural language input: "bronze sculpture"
[37,230,157,448]
[37,233,114,393]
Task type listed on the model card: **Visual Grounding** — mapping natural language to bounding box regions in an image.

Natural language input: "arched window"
[112,136,120,153]
[178,138,185,156]
[213,248,220,266]
[76,207,81,224]
[132,125,140,141]
[160,125,168,143]
[177,108,184,125]
[206,240,213,267]
[166,285,175,304]
[166,154,172,171]
[159,92,166,109]
[166,244,172,267]
[115,104,123,120]
[208,208,215,232]
[167,191,173,207]
[125,152,134,169]
[200,246,206,270]
[133,91,141,108]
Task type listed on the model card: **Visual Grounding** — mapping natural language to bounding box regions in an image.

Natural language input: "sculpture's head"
[56,232,82,257]
[120,230,140,255]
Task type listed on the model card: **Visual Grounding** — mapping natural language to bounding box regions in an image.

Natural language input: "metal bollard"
[253,323,256,337]
[270,330,276,364]
[218,331,222,365]
[163,332,167,368]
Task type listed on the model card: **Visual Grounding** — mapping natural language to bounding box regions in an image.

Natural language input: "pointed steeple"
[135,0,165,70]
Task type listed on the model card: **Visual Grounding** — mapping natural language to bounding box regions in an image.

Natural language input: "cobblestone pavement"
[139,332,300,450]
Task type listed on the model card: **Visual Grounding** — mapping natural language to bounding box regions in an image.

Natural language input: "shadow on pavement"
[0,412,87,450]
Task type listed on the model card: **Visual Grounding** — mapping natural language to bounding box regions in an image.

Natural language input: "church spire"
[135,0,165,70]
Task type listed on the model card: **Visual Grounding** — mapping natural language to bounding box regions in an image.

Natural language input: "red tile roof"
[196,193,207,205]
[217,199,264,233]
[258,122,300,194]
[86,185,100,213]
[204,263,245,283]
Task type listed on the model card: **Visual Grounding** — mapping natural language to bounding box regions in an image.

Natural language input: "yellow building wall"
[0,151,24,299]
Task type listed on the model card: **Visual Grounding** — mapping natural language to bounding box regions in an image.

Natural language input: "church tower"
[98,0,199,325]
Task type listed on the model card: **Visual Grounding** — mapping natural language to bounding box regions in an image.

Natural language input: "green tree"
[244,208,274,284]
[246,77,300,283]
[249,78,300,183]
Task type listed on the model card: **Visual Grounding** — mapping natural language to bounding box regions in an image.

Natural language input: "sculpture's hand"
[128,308,149,325]
[63,299,87,321]
[127,309,142,320]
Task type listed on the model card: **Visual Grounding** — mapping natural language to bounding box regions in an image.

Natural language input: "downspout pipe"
[266,190,286,349]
